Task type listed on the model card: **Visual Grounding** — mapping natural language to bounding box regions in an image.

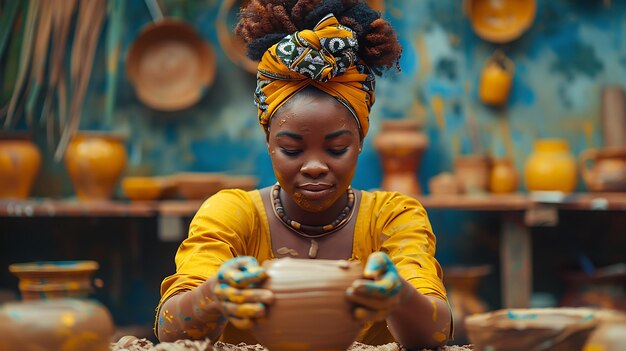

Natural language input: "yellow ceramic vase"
[524,139,577,192]
[64,132,127,201]
[0,134,42,199]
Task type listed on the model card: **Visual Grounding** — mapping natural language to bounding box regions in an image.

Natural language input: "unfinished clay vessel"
[9,260,99,300]
[252,258,364,351]
[465,308,603,351]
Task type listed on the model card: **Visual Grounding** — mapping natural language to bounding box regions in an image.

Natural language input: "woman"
[156,0,452,348]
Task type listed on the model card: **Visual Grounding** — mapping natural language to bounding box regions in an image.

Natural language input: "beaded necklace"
[271,184,355,258]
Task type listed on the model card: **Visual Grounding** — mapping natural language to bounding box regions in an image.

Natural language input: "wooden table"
[3,192,626,309]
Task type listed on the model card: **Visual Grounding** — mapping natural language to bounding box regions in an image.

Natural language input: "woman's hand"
[346,252,405,321]
[213,256,274,330]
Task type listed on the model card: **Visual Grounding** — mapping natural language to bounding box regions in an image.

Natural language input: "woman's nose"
[300,158,329,178]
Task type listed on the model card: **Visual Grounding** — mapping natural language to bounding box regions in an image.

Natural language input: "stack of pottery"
[580,85,626,192]
[0,261,114,351]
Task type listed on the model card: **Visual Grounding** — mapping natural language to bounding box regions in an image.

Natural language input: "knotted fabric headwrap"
[255,13,376,138]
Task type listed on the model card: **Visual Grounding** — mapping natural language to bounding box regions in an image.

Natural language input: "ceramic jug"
[0,132,41,199]
[478,51,515,106]
[0,261,114,351]
[525,139,577,193]
[251,258,364,351]
[64,132,127,201]
[580,147,626,192]
[374,119,429,196]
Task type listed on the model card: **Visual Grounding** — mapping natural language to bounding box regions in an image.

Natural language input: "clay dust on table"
[110,336,473,351]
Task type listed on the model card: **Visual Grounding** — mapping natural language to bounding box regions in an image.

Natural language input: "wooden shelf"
[2,192,626,218]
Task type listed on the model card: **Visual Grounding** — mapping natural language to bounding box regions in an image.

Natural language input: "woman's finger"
[345,286,390,310]
[222,301,267,319]
[353,306,389,322]
[214,285,274,305]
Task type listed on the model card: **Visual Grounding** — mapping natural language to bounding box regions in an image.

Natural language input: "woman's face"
[267,93,362,213]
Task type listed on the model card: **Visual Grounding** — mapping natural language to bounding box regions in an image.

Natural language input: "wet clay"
[251,258,364,351]
[110,338,474,351]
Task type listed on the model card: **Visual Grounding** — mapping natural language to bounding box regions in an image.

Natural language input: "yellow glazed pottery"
[64,132,127,201]
[525,139,577,193]
[489,158,519,193]
[479,51,515,106]
[467,0,536,43]
[0,134,41,199]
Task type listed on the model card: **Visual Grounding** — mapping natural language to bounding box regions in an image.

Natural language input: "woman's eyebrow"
[275,131,303,140]
[325,130,354,140]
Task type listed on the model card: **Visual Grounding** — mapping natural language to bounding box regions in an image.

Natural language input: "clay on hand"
[346,252,404,321]
[213,256,274,330]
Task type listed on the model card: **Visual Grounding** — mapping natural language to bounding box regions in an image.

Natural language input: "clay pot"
[465,308,602,351]
[0,299,114,351]
[252,258,364,351]
[9,261,99,300]
[1,260,114,351]
[374,119,429,196]
[580,147,626,192]
[429,172,463,196]
[64,132,127,201]
[0,132,41,199]
[600,85,626,148]
[524,139,577,193]
[583,322,626,351]
[489,157,519,193]
[454,154,492,194]
[478,51,515,106]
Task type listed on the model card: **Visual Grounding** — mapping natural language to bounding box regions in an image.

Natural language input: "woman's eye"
[328,148,348,156]
[280,148,302,156]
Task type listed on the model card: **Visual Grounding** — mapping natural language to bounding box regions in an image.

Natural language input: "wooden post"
[501,213,532,308]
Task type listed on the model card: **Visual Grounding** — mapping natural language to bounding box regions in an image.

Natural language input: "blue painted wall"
[60,0,623,194]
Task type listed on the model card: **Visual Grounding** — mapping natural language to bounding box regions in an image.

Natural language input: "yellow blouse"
[158,189,448,345]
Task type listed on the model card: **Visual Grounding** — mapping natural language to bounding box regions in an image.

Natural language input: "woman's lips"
[298,184,333,200]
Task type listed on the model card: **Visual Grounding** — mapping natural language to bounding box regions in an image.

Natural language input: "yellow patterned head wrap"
[255,13,376,138]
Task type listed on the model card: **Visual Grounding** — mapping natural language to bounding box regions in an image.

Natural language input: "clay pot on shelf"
[0,132,41,199]
[478,51,515,106]
[64,132,127,201]
[580,147,626,192]
[489,157,519,193]
[374,119,429,196]
[429,172,463,196]
[524,139,577,193]
[251,258,364,351]
[1,260,114,351]
[454,154,492,194]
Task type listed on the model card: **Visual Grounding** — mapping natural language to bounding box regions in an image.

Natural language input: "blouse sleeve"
[158,189,259,305]
[374,193,448,302]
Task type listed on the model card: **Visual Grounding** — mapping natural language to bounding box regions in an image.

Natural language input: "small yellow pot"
[479,51,515,106]
[0,133,41,199]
